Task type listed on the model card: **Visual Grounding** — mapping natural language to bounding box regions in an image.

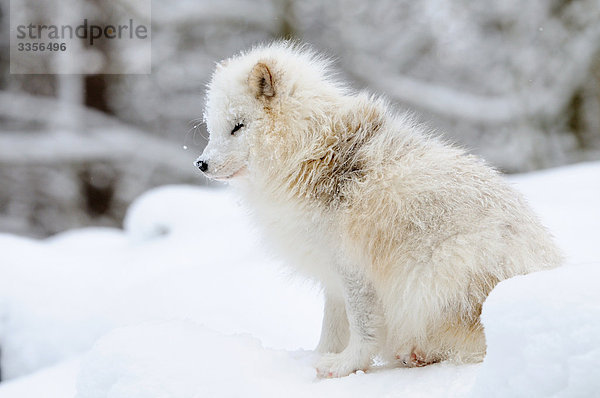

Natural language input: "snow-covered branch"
[0,91,197,177]
[349,24,600,124]
[152,1,279,34]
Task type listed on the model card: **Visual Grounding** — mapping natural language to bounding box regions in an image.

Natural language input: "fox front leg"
[315,291,350,354]
[315,269,384,378]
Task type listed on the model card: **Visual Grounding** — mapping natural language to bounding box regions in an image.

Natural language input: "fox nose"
[195,159,208,172]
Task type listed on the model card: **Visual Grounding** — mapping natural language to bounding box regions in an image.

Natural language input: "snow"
[76,322,478,398]
[471,264,600,398]
[0,358,80,398]
[0,162,599,397]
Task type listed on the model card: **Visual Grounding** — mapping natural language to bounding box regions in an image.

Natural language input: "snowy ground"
[0,162,598,397]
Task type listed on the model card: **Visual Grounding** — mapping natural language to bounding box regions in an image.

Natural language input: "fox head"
[195,43,344,183]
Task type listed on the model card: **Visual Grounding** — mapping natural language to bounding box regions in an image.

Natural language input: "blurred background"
[1,0,599,238]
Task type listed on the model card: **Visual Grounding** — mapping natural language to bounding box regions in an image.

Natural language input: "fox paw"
[396,349,436,368]
[315,351,370,378]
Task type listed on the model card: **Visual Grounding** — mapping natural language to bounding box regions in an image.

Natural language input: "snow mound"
[75,321,478,398]
[123,185,235,241]
[472,263,600,397]
[75,322,314,398]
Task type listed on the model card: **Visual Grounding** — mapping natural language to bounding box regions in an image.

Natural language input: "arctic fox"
[194,42,562,377]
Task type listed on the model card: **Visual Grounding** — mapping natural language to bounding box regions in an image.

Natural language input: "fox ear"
[249,62,275,98]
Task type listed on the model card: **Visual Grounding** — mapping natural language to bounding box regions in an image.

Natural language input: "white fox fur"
[195,42,562,377]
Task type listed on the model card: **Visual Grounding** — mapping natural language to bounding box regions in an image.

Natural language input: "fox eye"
[231,123,244,135]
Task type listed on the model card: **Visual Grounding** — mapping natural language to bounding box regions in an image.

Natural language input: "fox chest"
[253,198,343,287]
